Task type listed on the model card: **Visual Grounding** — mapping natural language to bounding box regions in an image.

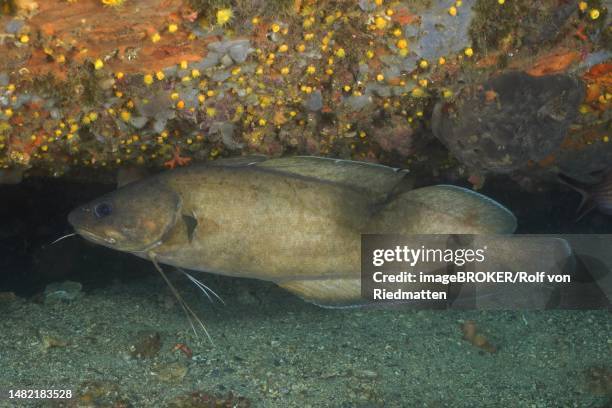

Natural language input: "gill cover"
[68,180,182,253]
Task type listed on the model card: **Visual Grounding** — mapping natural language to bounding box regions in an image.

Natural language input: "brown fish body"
[69,156,518,306]
[153,164,370,282]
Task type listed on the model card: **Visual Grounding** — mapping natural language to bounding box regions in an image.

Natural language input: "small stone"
[0,292,17,303]
[129,116,148,129]
[304,90,323,111]
[352,369,378,379]
[43,281,83,303]
[41,334,68,350]
[129,331,161,359]
[152,362,188,382]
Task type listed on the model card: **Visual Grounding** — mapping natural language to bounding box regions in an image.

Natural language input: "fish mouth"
[74,227,117,247]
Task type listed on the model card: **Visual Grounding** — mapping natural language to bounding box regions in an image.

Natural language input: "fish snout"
[67,206,91,230]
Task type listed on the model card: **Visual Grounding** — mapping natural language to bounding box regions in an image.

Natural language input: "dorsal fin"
[254,156,410,196]
[206,155,269,167]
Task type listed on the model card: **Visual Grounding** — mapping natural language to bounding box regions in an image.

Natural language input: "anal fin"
[278,278,366,308]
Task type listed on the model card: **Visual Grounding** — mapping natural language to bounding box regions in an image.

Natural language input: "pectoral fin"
[182,213,198,243]
[278,278,365,308]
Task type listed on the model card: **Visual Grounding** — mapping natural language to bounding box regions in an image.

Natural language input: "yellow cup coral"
[216,8,233,26]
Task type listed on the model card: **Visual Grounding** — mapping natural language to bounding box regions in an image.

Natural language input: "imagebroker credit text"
[372,271,572,285]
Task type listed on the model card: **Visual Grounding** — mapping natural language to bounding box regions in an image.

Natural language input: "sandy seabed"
[0,272,610,408]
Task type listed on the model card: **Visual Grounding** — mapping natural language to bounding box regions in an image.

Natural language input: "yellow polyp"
[151,32,161,43]
[464,47,474,57]
[120,110,131,121]
[335,48,346,58]
[271,23,281,33]
[397,39,408,49]
[217,8,234,26]
[19,35,29,44]
[168,23,178,33]
[589,9,600,19]
[374,16,387,30]
[156,71,165,81]
[94,59,104,70]
[578,1,587,12]
[411,87,425,97]
[171,92,179,100]
[176,100,185,109]
[143,74,154,85]
[101,0,125,6]
[448,6,457,16]
[180,60,188,69]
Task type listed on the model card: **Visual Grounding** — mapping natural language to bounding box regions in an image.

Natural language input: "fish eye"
[94,202,113,219]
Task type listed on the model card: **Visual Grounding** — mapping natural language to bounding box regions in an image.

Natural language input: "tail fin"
[557,173,596,221]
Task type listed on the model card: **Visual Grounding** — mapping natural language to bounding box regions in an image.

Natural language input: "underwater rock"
[405,0,476,62]
[207,39,253,65]
[432,71,585,174]
[371,116,414,156]
[209,122,242,150]
[43,280,83,303]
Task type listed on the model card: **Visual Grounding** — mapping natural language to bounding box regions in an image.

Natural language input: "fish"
[559,171,612,220]
[67,156,519,326]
